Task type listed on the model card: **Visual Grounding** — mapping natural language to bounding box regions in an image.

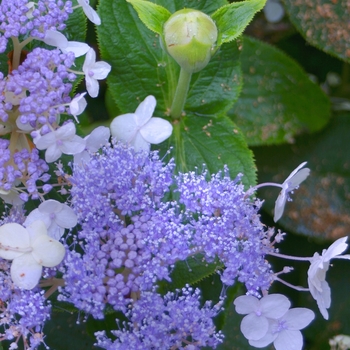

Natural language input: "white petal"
[284,308,315,330]
[39,199,63,213]
[24,209,52,230]
[69,93,87,120]
[45,144,62,163]
[34,131,56,150]
[274,190,287,222]
[0,223,30,260]
[59,136,86,155]
[249,321,277,348]
[85,74,99,98]
[140,118,173,144]
[47,224,65,241]
[26,220,48,243]
[241,313,269,340]
[11,253,43,290]
[274,330,303,350]
[288,168,310,188]
[86,126,110,152]
[64,41,90,57]
[89,61,111,80]
[284,162,308,184]
[132,132,151,152]
[55,205,77,229]
[110,113,138,143]
[234,295,260,314]
[55,123,76,140]
[31,235,65,267]
[83,47,96,72]
[260,294,291,318]
[43,30,68,49]
[323,236,349,262]
[78,0,101,25]
[134,95,156,126]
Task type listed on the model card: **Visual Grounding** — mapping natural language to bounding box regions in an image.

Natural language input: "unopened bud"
[163,9,218,73]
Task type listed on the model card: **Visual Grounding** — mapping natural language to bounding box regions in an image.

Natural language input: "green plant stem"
[170,68,192,119]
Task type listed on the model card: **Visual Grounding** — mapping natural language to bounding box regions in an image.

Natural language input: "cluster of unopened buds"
[0,1,348,350]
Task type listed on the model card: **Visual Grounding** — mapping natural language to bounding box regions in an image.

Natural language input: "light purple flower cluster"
[6,47,76,131]
[58,141,275,346]
[176,170,274,294]
[94,286,224,350]
[0,0,72,52]
[0,264,51,349]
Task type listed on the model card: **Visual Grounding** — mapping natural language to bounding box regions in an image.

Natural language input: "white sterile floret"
[274,162,310,222]
[110,95,173,152]
[69,93,88,122]
[307,236,350,320]
[33,123,86,163]
[234,294,291,341]
[0,221,65,289]
[82,48,111,98]
[249,308,315,350]
[74,126,110,165]
[24,200,78,240]
[77,0,101,25]
[43,30,90,57]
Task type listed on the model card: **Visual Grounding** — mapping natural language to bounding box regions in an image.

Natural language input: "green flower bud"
[163,9,218,73]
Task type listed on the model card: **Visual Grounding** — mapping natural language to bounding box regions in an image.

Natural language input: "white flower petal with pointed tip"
[33,123,86,163]
[0,221,65,289]
[110,95,173,152]
[82,48,111,98]
[24,200,77,240]
[77,0,101,25]
[307,236,350,319]
[43,30,90,57]
[274,162,310,222]
[69,93,87,122]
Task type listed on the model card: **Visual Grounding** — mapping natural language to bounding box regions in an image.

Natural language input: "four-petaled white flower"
[82,48,111,98]
[235,294,315,350]
[274,162,310,222]
[110,95,173,152]
[234,294,291,341]
[42,30,90,57]
[33,123,86,163]
[69,93,88,122]
[77,0,101,25]
[73,126,111,165]
[0,221,65,289]
[307,236,350,319]
[249,308,315,350]
[24,200,78,240]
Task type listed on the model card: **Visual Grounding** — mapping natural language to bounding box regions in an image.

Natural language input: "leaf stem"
[170,68,192,119]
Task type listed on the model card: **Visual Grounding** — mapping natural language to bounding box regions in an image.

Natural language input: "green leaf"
[167,113,256,187]
[97,0,242,117]
[158,254,223,293]
[228,36,331,146]
[211,0,266,47]
[284,0,350,63]
[126,0,171,35]
[253,113,350,240]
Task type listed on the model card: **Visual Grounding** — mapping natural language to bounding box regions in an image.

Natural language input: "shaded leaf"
[284,0,350,62]
[229,36,331,146]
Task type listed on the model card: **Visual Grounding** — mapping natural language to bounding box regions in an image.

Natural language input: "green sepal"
[212,0,267,47]
[126,0,171,35]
